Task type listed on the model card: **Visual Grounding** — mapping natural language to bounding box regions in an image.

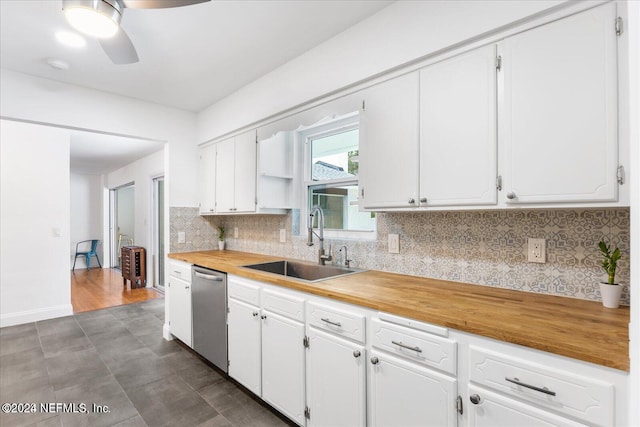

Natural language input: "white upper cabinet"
[215,130,256,213]
[500,2,620,205]
[198,144,216,215]
[198,129,291,215]
[420,44,498,207]
[359,72,420,210]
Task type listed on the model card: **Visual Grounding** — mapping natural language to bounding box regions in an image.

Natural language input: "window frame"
[298,112,376,240]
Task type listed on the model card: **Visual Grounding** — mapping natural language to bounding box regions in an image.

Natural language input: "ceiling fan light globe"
[64,4,121,39]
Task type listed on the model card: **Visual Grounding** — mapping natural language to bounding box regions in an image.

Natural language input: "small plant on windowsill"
[217,226,225,251]
[598,239,622,308]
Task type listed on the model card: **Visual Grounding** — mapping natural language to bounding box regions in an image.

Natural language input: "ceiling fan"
[62,0,210,65]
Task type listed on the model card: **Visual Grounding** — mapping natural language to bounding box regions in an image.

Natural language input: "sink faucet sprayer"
[338,245,352,268]
[307,205,332,265]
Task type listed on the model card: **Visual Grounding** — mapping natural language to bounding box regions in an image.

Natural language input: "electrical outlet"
[279,229,286,243]
[527,238,546,263]
[234,227,239,238]
[178,231,186,244]
[388,234,400,254]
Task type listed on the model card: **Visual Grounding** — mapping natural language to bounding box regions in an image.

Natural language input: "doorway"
[110,183,135,269]
[152,176,165,290]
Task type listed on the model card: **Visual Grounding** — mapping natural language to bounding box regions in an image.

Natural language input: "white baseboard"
[0,304,74,328]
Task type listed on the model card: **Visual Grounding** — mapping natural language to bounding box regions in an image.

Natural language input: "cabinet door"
[169,276,192,347]
[227,298,261,395]
[360,72,420,210]
[420,45,497,206]
[467,385,587,427]
[233,130,257,212]
[215,138,236,213]
[306,328,366,427]
[501,3,618,204]
[198,144,216,214]
[369,351,457,427]
[261,311,305,425]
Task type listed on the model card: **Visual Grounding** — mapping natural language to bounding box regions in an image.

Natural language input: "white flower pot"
[599,282,622,308]
[218,241,225,251]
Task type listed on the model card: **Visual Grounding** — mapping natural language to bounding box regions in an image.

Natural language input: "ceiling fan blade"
[99,28,139,64]
[121,0,210,9]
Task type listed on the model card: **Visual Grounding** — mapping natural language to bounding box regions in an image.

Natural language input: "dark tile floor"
[0,299,294,427]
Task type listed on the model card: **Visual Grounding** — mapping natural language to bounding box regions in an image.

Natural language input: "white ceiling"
[1,0,391,174]
[69,132,164,175]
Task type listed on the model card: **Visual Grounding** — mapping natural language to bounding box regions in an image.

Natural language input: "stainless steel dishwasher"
[191,265,228,373]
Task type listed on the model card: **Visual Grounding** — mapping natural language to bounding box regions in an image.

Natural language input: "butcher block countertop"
[169,250,630,371]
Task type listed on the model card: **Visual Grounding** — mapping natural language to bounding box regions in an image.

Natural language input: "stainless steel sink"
[242,260,365,283]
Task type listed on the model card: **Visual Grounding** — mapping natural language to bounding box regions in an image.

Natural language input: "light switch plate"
[234,227,239,238]
[178,231,186,244]
[527,238,546,263]
[388,234,400,254]
[279,229,286,243]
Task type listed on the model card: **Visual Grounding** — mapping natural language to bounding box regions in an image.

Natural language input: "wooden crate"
[121,246,146,289]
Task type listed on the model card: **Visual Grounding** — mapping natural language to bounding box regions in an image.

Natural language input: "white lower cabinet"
[261,310,305,425]
[227,276,306,426]
[369,350,458,427]
[226,277,626,427]
[168,260,192,347]
[227,297,261,395]
[467,385,586,427]
[306,327,366,427]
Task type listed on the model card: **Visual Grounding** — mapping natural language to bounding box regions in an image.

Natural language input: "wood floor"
[71,268,163,313]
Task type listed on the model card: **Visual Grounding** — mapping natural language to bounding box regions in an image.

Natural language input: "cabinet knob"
[469,394,481,405]
[420,197,427,204]
[506,192,516,200]
[185,286,190,290]
[370,356,379,365]
[353,350,361,358]
[260,314,267,320]
[408,198,415,205]
[252,312,259,317]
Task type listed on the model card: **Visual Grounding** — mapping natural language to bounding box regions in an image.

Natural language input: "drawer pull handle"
[505,377,556,396]
[321,318,342,327]
[173,270,182,274]
[391,340,422,353]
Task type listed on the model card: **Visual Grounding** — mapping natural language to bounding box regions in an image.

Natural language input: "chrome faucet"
[338,245,352,268]
[307,205,332,265]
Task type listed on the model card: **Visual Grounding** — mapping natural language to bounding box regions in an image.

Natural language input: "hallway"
[71,268,163,313]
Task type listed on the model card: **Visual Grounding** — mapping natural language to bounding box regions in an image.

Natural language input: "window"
[301,113,375,237]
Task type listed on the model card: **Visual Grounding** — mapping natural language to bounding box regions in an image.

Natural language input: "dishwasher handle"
[194,271,224,281]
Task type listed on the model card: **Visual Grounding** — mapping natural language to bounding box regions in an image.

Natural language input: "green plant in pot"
[598,239,622,308]
[217,225,225,250]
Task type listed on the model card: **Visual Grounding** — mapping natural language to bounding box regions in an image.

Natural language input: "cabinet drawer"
[469,346,614,426]
[228,277,260,306]
[371,318,457,375]
[169,260,191,281]
[262,288,304,322]
[307,301,365,344]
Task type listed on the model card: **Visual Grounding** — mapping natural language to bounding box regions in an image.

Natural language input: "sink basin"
[242,260,365,283]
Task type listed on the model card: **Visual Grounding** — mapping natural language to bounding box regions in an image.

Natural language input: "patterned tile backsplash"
[170,207,630,305]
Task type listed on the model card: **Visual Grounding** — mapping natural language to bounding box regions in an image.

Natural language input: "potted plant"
[217,225,225,251]
[598,239,622,308]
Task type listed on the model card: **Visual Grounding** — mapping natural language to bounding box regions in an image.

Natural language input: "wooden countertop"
[169,250,630,371]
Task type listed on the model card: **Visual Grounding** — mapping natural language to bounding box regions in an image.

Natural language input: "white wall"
[1,120,73,326]
[107,149,164,282]
[0,69,197,206]
[70,172,104,269]
[196,0,567,142]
